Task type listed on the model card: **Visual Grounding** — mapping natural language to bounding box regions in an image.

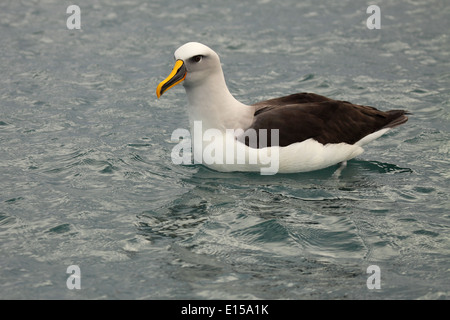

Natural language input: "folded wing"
[245,93,408,147]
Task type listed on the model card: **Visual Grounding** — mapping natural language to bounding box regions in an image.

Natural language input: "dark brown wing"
[253,92,334,116]
[244,92,408,147]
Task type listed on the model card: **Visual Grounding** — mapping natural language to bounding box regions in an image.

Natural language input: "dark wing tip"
[383,110,410,129]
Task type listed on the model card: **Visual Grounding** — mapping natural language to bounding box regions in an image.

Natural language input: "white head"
[156,42,254,132]
[156,42,223,97]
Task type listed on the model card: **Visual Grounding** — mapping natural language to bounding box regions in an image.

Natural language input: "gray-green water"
[1,0,449,299]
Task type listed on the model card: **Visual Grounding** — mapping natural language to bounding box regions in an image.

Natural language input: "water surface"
[1,0,449,299]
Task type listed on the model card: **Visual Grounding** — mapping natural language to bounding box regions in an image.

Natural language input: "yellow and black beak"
[156,59,186,98]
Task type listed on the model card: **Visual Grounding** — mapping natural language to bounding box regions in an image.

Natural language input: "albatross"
[156,42,408,174]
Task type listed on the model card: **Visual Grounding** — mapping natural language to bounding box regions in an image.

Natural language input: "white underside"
[191,128,391,175]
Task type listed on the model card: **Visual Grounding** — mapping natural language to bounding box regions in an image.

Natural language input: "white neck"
[183,70,255,133]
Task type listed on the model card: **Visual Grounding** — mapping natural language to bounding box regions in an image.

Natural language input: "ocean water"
[1,0,449,300]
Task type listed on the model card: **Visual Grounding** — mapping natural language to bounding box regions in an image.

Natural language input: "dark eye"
[191,55,203,63]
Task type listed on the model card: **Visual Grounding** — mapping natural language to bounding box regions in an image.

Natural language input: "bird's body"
[156,42,408,174]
